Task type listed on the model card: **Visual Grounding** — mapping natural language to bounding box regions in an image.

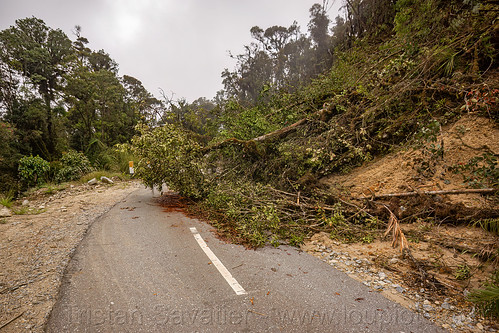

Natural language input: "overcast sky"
[0,0,342,102]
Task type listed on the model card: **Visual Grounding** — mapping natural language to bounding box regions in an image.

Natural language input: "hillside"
[303,114,499,331]
[1,0,497,330]
[122,0,499,327]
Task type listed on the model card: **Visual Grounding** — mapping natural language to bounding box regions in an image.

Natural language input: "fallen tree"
[359,188,497,200]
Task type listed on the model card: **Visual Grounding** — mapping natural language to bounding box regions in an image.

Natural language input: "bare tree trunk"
[360,188,497,200]
[204,105,331,153]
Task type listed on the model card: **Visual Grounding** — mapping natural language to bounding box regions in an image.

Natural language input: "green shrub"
[112,150,136,174]
[56,150,92,182]
[0,192,14,208]
[120,124,205,199]
[450,153,499,188]
[48,161,63,182]
[469,270,499,319]
[18,155,50,187]
[90,148,135,172]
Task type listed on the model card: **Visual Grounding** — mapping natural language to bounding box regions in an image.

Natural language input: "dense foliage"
[0,19,164,190]
[55,150,93,182]
[126,0,498,246]
[18,155,50,187]
[121,124,206,199]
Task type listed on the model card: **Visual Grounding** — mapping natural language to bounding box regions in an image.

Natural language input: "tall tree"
[221,4,336,105]
[222,22,313,104]
[122,75,164,127]
[0,17,74,159]
[308,2,332,74]
[64,67,130,155]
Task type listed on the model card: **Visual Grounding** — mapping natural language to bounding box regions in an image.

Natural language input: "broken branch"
[360,188,496,200]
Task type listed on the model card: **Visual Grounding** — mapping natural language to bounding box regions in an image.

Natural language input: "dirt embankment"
[0,180,141,332]
[304,115,499,332]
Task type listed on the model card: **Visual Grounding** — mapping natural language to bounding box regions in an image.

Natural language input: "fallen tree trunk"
[360,188,497,200]
[203,105,332,153]
[252,118,308,142]
[203,118,309,154]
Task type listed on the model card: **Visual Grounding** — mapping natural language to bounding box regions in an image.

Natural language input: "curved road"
[46,188,443,332]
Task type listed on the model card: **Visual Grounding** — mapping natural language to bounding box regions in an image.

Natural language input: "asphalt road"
[46,187,444,332]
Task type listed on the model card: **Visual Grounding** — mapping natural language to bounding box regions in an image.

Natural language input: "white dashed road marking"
[189,227,247,295]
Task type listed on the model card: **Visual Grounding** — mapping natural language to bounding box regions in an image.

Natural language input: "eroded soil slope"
[305,115,499,332]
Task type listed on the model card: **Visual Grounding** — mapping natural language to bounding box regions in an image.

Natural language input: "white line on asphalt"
[189,227,247,295]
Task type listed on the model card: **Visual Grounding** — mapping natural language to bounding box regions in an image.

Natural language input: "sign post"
[129,161,134,175]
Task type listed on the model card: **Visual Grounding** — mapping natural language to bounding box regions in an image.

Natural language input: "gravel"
[305,239,495,333]
[0,181,141,332]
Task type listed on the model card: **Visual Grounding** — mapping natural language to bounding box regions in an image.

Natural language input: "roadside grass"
[23,182,68,198]
[42,184,67,195]
[12,206,46,215]
[0,192,14,208]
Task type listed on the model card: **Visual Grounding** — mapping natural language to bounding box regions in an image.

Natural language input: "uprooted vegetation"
[122,0,499,320]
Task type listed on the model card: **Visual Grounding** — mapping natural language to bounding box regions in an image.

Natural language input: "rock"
[39,205,45,209]
[476,323,484,330]
[22,199,30,206]
[395,286,405,293]
[453,314,465,326]
[389,258,399,264]
[423,300,434,311]
[441,302,451,310]
[423,304,434,311]
[378,272,387,280]
[0,207,12,217]
[88,178,98,185]
[100,176,114,184]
